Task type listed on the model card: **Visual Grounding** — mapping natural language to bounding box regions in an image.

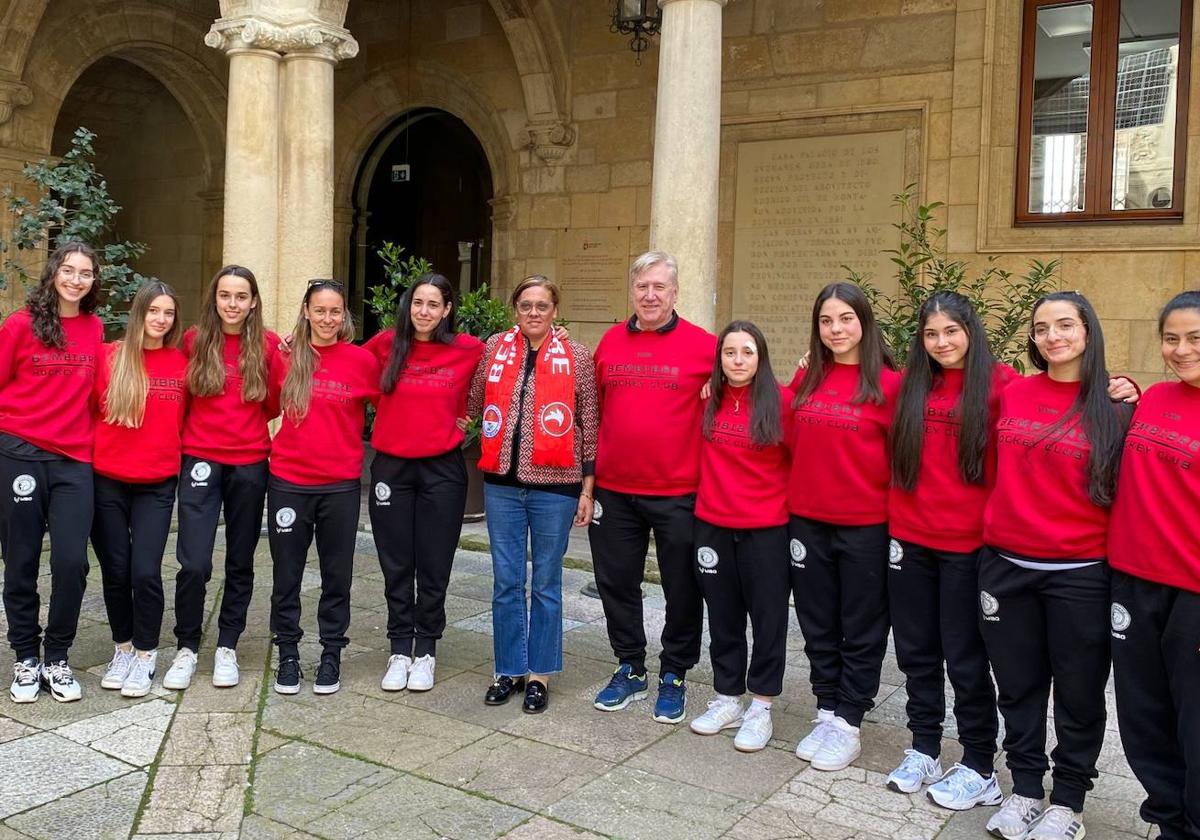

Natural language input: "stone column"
[205,32,282,326]
[648,0,728,332]
[278,47,336,324]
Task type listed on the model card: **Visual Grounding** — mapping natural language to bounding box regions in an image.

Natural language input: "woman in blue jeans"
[467,274,598,713]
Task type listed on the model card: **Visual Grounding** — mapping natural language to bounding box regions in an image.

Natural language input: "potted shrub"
[364,244,511,518]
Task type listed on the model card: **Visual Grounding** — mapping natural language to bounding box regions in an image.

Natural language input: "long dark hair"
[792,282,895,408]
[381,273,457,394]
[704,320,783,445]
[1027,291,1127,506]
[892,292,996,490]
[28,242,102,349]
[187,265,268,401]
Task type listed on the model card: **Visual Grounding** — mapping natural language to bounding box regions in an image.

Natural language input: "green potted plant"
[364,243,511,518]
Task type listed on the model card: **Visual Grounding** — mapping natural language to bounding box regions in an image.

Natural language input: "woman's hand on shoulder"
[1107,376,1139,404]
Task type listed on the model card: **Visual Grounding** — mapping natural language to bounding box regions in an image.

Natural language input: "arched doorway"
[52,56,209,323]
[349,108,494,337]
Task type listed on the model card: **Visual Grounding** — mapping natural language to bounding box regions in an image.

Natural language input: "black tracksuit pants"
[1111,570,1200,840]
[0,453,93,663]
[91,473,177,651]
[174,456,267,651]
[267,483,360,657]
[694,520,790,697]
[788,515,890,727]
[589,487,703,677]
[978,548,1110,812]
[369,448,467,657]
[889,539,998,775]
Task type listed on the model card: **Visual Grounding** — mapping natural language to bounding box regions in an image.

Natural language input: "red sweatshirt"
[268,341,381,485]
[182,328,281,465]
[787,362,902,525]
[696,384,794,529]
[364,330,484,459]
[593,315,717,495]
[888,364,1020,553]
[0,309,103,462]
[1109,382,1200,593]
[93,344,188,482]
[982,373,1108,560]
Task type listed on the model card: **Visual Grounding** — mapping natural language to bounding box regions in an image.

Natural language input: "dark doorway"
[349,108,493,337]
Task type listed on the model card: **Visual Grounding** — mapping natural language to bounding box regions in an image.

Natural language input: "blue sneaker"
[593,664,648,711]
[653,672,686,724]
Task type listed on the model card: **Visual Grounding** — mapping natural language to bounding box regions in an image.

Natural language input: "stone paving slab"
[0,535,1157,840]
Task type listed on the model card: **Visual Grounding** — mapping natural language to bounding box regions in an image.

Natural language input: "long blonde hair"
[280,280,355,422]
[186,265,267,402]
[105,281,181,428]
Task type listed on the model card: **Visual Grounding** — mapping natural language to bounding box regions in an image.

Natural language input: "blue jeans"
[484,483,575,676]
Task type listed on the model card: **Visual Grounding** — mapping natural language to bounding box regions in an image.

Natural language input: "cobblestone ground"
[0,526,1157,840]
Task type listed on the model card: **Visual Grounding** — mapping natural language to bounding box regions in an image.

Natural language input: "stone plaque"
[732,130,905,376]
[556,228,630,324]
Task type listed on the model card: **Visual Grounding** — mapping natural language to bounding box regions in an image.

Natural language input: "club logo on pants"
[888,539,903,569]
[697,546,718,574]
[374,482,391,504]
[980,591,1000,621]
[275,507,297,531]
[591,499,603,525]
[789,539,807,568]
[12,474,35,500]
[190,461,212,483]
[1110,602,1131,638]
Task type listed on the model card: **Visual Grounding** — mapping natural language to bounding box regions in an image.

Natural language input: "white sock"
[750,698,772,713]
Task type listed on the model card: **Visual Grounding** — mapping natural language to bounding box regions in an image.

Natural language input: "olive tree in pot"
[364,243,511,519]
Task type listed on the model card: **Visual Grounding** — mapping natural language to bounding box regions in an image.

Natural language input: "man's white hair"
[629,250,678,287]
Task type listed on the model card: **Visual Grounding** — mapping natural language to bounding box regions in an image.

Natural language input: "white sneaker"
[407,654,435,691]
[986,794,1045,840]
[10,658,40,703]
[886,749,943,793]
[121,651,157,698]
[212,647,240,688]
[689,694,744,735]
[734,705,773,752]
[795,708,836,760]
[40,660,82,702]
[100,646,136,690]
[163,648,198,690]
[810,716,861,771]
[1028,805,1086,840]
[927,763,1003,811]
[381,654,411,691]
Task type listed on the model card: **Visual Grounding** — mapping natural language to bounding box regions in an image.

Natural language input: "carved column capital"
[517,120,576,164]
[205,17,359,61]
[0,80,33,126]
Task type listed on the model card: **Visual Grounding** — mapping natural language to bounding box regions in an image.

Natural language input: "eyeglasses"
[57,266,95,282]
[1030,321,1081,342]
[516,301,553,315]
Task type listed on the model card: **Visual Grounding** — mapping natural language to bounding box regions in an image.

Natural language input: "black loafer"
[522,679,548,714]
[484,675,525,706]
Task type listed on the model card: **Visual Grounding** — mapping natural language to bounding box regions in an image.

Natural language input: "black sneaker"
[314,652,340,695]
[274,657,302,695]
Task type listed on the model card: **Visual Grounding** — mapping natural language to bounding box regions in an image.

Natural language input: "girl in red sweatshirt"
[1108,290,1200,840]
[0,242,104,704]
[163,266,280,692]
[267,280,380,697]
[786,282,901,772]
[688,320,793,754]
[363,273,483,694]
[979,291,1131,840]
[92,282,187,698]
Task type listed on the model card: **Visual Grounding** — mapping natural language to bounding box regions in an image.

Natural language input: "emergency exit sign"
[391,164,411,183]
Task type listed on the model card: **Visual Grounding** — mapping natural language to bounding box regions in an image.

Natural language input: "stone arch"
[12,0,226,188]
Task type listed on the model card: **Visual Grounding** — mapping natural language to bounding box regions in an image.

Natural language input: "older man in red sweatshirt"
[589,250,716,724]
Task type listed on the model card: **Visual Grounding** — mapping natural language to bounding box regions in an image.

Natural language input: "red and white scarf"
[479,326,576,471]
